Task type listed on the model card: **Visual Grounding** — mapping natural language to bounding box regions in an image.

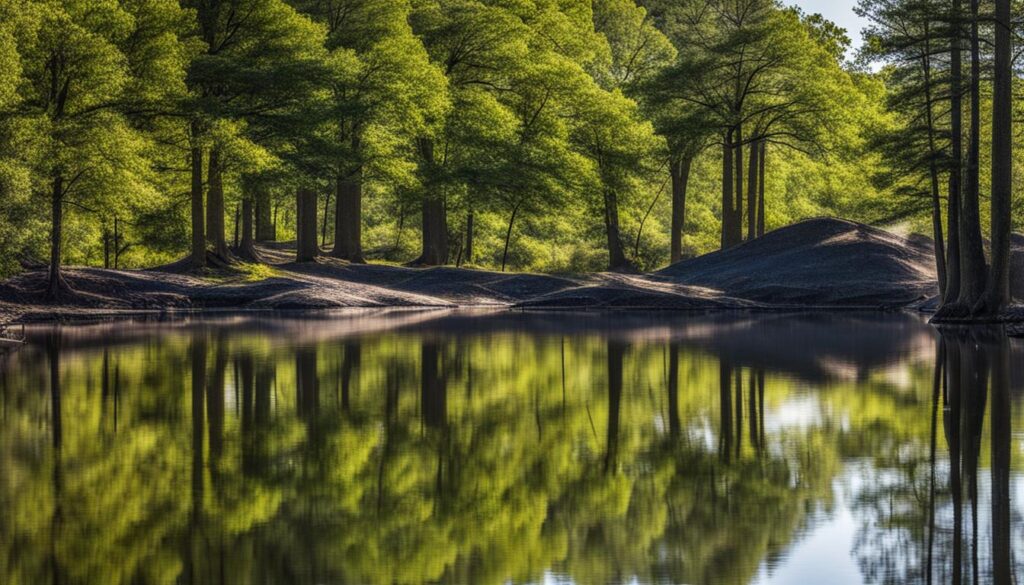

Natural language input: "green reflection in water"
[0,312,1021,585]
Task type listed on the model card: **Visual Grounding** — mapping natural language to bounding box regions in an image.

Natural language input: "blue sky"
[788,0,868,54]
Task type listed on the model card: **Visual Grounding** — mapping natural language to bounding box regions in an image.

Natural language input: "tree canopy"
[0,0,1018,314]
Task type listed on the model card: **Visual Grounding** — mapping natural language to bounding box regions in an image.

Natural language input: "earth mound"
[656,218,938,307]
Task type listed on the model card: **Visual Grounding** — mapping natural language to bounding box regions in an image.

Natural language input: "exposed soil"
[0,218,957,323]
[656,218,938,308]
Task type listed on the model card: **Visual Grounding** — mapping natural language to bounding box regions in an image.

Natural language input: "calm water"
[0,310,1022,585]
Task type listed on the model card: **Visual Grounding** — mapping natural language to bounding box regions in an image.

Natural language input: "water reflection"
[0,312,1021,584]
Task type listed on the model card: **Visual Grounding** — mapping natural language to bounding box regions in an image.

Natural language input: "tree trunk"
[465,209,474,265]
[421,196,448,265]
[957,0,987,309]
[983,0,1012,314]
[501,203,521,272]
[190,124,206,270]
[757,141,766,237]
[240,197,253,249]
[46,174,69,299]
[255,186,275,242]
[921,30,948,299]
[732,125,744,246]
[206,146,228,259]
[670,155,692,263]
[945,0,964,305]
[332,132,365,262]
[233,203,240,249]
[332,171,365,262]
[603,186,630,271]
[746,138,759,241]
[321,191,331,249]
[113,216,123,269]
[415,138,448,265]
[721,131,735,250]
[103,229,111,269]
[295,187,319,263]
[237,195,261,262]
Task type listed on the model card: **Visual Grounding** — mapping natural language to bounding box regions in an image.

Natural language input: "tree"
[571,84,662,270]
[589,0,673,270]
[291,0,445,264]
[181,0,328,268]
[859,0,951,297]
[11,0,186,298]
[646,1,849,254]
[980,0,1012,314]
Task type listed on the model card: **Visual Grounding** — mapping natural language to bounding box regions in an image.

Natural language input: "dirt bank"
[656,218,938,307]
[0,218,947,322]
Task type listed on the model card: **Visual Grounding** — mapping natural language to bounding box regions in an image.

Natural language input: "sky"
[787,0,869,56]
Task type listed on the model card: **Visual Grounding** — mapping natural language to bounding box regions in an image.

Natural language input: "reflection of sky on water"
[752,482,861,585]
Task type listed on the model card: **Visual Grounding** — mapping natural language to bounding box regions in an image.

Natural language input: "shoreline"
[7,218,1011,325]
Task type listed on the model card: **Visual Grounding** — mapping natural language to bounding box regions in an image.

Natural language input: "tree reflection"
[856,328,1016,585]
[0,319,1019,584]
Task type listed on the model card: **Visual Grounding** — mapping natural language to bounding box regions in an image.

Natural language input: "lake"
[0,310,1021,584]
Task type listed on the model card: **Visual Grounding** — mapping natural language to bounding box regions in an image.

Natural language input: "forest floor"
[0,218,949,324]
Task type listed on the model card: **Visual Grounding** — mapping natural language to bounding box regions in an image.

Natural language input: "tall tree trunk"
[757,141,766,237]
[945,0,964,305]
[321,191,331,249]
[332,133,365,262]
[240,197,253,249]
[958,0,987,309]
[465,209,474,265]
[416,138,448,265]
[295,187,319,263]
[732,125,744,246]
[255,186,275,242]
[332,174,364,262]
[46,174,69,299]
[190,123,206,270]
[921,31,948,299]
[721,131,734,250]
[670,154,692,263]
[746,138,759,241]
[238,195,260,262]
[982,0,1013,314]
[501,202,521,272]
[103,229,111,269]
[603,186,629,270]
[113,216,122,269]
[206,146,228,259]
[233,204,240,249]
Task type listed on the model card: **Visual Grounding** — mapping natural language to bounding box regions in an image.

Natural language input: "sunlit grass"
[237,262,283,281]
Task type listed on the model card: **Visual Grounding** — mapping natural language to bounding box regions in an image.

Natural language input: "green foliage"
[0,0,967,277]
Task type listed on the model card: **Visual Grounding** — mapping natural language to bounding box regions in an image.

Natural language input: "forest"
[0,0,1021,318]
